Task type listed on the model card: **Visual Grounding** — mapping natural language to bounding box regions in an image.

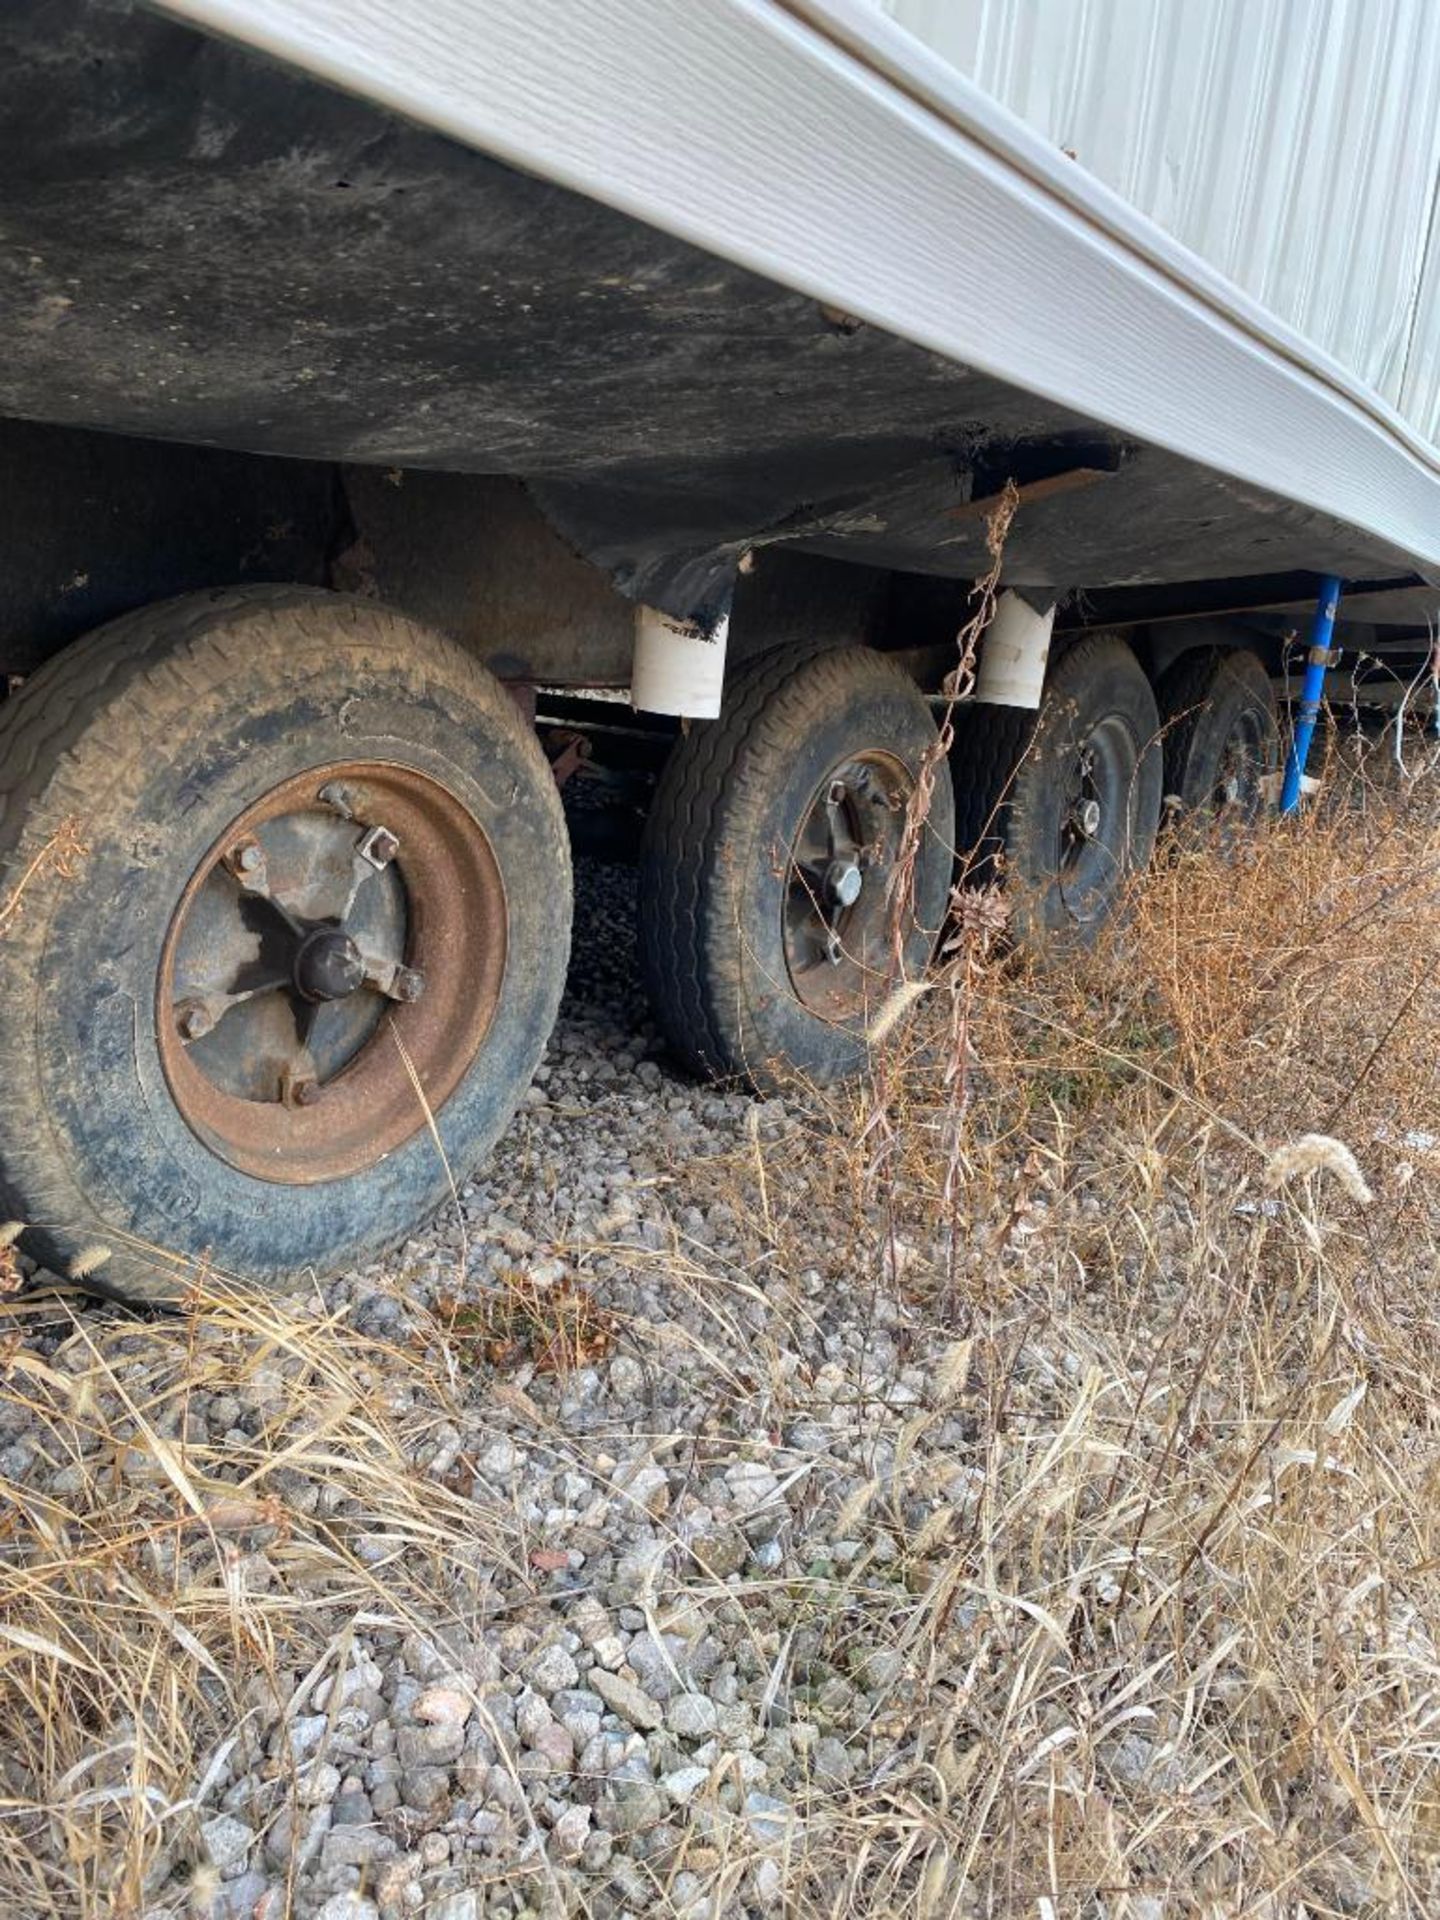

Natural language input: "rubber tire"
[0,586,571,1304]
[948,700,1035,879]
[950,633,1162,945]
[638,646,954,1091]
[1155,646,1277,828]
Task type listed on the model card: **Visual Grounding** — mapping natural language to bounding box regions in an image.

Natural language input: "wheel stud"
[317,781,359,819]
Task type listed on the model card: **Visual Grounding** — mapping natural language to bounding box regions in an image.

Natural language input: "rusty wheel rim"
[158,762,506,1184]
[781,751,913,1019]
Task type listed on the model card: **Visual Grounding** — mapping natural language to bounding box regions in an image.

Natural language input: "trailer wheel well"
[1133,617,1277,685]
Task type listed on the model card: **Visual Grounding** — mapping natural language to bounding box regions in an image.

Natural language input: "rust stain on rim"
[157,761,506,1185]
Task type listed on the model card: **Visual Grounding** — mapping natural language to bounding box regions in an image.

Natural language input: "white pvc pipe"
[972,590,1054,709]
[630,605,730,717]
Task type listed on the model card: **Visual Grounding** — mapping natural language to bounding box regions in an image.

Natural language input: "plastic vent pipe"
[1279,575,1343,814]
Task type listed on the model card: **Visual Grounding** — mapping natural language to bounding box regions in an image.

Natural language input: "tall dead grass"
[742,747,1440,1915]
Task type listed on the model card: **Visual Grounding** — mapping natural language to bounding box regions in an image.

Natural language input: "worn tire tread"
[1154,645,1276,807]
[0,587,569,1302]
[948,700,1035,875]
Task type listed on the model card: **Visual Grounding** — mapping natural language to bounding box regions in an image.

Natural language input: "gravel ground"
[3,857,975,1920]
[302,861,945,1920]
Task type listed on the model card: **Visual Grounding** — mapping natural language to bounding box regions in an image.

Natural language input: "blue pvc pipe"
[1279,574,1343,813]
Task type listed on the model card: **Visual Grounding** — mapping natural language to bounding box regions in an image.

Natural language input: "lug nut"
[278,1064,321,1108]
[391,965,425,1003]
[177,1000,213,1041]
[358,824,400,869]
[224,837,265,879]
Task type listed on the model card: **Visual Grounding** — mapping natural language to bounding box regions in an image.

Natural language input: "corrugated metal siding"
[877,0,1440,442]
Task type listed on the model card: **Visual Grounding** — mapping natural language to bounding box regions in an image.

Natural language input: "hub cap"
[293,928,367,1002]
[158,762,505,1184]
[782,754,914,1017]
[1057,717,1139,923]
[1211,709,1271,824]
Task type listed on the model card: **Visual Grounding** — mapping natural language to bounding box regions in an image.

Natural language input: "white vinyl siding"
[879,0,1440,443]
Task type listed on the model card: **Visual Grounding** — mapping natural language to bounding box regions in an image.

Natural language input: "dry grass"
[436,1269,616,1377]
[732,745,1440,1916]
[2,740,1439,1918]
[0,1285,522,1918]
[0,817,87,941]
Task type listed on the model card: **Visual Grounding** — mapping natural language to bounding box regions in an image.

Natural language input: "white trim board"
[792,0,1440,480]
[151,0,1440,575]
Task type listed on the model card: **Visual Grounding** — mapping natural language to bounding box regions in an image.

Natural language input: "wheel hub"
[782,753,912,1013]
[1054,715,1143,926]
[1061,739,1114,867]
[825,858,865,908]
[157,761,507,1185]
[1209,709,1271,824]
[1075,796,1103,839]
[293,927,366,1002]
